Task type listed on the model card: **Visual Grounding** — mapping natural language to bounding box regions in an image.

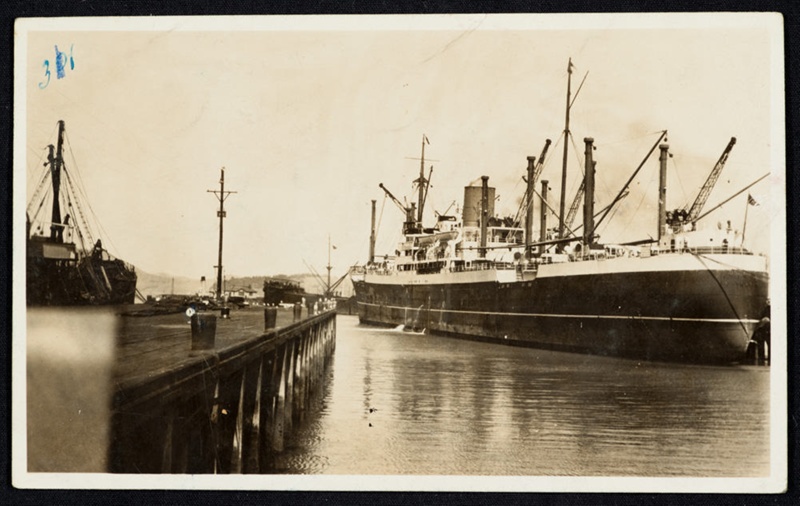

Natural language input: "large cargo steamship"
[352,64,769,364]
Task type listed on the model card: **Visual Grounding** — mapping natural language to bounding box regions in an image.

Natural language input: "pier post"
[265,306,277,329]
[191,313,217,350]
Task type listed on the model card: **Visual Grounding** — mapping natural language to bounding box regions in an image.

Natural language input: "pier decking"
[26,305,336,474]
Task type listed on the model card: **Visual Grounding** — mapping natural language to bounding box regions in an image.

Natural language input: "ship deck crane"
[531,139,552,187]
[516,138,553,227]
[379,183,421,235]
[667,136,736,232]
[564,180,585,231]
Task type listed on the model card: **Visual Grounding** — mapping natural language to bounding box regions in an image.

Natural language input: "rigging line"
[30,185,52,225]
[669,153,691,209]
[62,167,94,249]
[62,168,90,244]
[27,147,50,202]
[374,195,388,252]
[595,131,667,148]
[64,133,122,256]
[600,173,653,237]
[27,121,60,192]
[27,145,53,215]
[695,252,762,273]
[691,253,750,338]
[63,130,103,238]
[596,201,622,238]
[569,133,585,176]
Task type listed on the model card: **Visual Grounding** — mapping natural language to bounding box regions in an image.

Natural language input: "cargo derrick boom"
[379,183,420,235]
[667,137,736,232]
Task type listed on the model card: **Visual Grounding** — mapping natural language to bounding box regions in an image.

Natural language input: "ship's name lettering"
[39,44,75,90]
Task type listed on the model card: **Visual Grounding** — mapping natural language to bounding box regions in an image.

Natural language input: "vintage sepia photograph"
[13,14,786,492]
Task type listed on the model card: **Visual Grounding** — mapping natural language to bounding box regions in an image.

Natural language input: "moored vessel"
[352,63,769,364]
[26,120,138,306]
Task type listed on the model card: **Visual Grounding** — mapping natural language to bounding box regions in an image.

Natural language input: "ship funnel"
[463,180,495,227]
[583,138,596,249]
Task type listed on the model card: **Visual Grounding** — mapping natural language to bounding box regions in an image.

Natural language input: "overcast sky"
[18,14,783,281]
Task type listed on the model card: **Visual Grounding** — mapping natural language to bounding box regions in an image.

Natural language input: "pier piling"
[109,308,336,473]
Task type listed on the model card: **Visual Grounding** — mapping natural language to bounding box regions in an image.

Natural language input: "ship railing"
[660,246,753,256]
[448,260,516,274]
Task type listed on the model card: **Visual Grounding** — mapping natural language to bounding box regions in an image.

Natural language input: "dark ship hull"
[353,253,768,364]
[263,278,309,306]
[27,238,137,306]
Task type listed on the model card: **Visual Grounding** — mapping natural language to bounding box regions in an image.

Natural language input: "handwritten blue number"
[54,45,67,79]
[39,44,74,89]
[38,60,50,89]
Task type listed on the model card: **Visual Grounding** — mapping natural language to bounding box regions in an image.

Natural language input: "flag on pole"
[332,245,337,250]
[747,193,759,206]
[423,134,430,145]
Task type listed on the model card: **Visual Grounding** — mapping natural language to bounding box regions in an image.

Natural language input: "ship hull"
[26,254,137,306]
[353,254,768,364]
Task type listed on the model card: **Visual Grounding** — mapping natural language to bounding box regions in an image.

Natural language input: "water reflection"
[276,315,769,476]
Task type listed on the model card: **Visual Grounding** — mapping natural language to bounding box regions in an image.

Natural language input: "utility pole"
[208,167,236,301]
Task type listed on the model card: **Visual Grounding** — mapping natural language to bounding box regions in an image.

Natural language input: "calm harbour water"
[274,314,770,477]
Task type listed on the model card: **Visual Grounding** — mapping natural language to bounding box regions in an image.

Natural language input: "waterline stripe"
[356,302,759,324]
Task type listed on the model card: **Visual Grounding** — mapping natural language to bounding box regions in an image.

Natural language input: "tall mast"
[208,167,236,301]
[558,59,573,242]
[327,234,332,297]
[416,134,430,224]
[49,120,66,241]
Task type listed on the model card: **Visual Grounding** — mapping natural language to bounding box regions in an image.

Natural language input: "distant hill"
[135,271,208,298]
[135,270,353,299]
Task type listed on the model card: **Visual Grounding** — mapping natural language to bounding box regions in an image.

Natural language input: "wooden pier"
[108,306,336,474]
